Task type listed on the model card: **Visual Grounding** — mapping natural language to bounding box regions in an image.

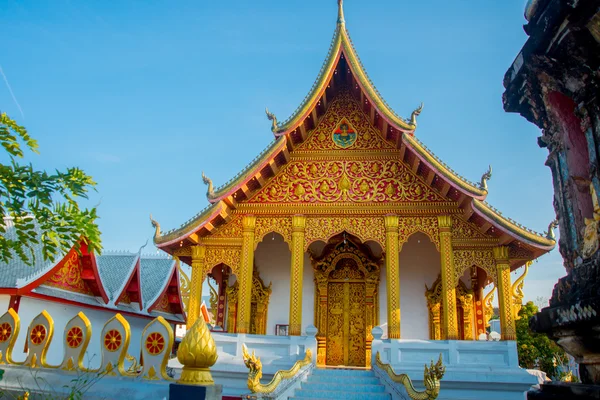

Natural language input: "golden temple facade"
[152,1,555,368]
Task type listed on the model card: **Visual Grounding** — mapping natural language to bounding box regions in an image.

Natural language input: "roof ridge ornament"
[546,219,558,240]
[337,0,345,25]
[479,165,492,191]
[202,171,216,200]
[409,103,424,127]
[150,214,161,241]
[265,108,278,133]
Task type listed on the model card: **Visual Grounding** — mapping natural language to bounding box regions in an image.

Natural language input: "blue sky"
[1,0,564,304]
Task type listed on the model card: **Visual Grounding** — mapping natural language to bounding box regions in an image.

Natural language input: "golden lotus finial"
[176,317,218,385]
[337,0,345,25]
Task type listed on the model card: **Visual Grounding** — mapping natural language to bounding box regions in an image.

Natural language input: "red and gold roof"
[153,1,555,266]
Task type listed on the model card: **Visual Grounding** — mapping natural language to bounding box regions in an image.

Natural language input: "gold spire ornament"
[176,318,218,385]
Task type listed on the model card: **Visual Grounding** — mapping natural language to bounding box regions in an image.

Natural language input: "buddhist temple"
[150,0,556,370]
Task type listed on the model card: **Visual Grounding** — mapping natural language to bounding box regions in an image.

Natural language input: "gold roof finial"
[337,0,345,25]
[176,317,218,385]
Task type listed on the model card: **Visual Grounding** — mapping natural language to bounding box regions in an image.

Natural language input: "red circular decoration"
[30,324,46,345]
[104,329,122,352]
[145,332,165,355]
[67,326,84,348]
[0,322,12,342]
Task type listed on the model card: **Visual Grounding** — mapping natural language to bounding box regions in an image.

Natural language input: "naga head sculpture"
[242,343,263,392]
[423,353,446,399]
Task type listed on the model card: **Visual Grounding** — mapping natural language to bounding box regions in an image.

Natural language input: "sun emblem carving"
[145,332,166,355]
[30,324,46,345]
[66,326,84,349]
[0,322,12,342]
[104,329,122,352]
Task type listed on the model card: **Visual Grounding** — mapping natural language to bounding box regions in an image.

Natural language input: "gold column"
[188,245,206,327]
[494,246,516,340]
[384,215,401,339]
[289,215,306,336]
[438,215,459,340]
[237,215,256,333]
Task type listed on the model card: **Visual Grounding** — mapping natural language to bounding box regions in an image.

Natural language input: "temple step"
[306,375,381,385]
[300,382,386,393]
[289,368,390,400]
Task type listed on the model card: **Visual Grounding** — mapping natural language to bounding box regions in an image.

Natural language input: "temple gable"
[296,90,396,152]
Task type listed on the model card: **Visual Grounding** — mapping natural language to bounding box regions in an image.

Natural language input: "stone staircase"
[289,368,390,400]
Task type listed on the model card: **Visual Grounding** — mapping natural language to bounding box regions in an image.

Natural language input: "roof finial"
[337,0,345,25]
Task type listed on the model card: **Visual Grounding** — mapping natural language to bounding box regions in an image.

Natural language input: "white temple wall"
[378,264,388,338]
[0,294,10,311]
[10,297,153,369]
[301,252,315,334]
[398,233,440,339]
[255,234,291,336]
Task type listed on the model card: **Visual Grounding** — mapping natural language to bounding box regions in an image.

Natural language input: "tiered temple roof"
[153,1,555,267]
[0,220,185,323]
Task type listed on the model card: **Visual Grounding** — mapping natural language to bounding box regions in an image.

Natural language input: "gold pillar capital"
[191,245,206,264]
[493,246,510,261]
[384,215,399,230]
[437,215,452,230]
[242,215,257,231]
[292,215,306,231]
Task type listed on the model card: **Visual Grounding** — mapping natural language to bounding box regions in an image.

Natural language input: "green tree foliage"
[0,112,101,265]
[516,301,564,378]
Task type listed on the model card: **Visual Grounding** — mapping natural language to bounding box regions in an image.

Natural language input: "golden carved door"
[326,277,366,366]
[312,238,380,368]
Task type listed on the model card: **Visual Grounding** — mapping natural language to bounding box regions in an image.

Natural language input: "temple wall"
[10,296,151,368]
[0,294,10,311]
[399,233,440,339]
[255,234,291,336]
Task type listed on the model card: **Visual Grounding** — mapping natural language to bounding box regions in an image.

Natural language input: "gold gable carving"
[297,90,396,152]
[250,159,446,204]
[452,218,491,239]
[254,217,292,248]
[453,249,497,286]
[210,217,243,239]
[304,217,385,250]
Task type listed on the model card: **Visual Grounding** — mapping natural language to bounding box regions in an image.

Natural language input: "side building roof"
[0,222,185,323]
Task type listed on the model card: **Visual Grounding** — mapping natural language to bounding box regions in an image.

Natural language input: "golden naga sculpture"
[483,284,495,328]
[177,317,218,385]
[242,344,312,394]
[265,108,278,132]
[546,219,558,240]
[582,181,600,258]
[375,352,445,400]
[409,103,424,127]
[176,257,191,311]
[150,214,161,240]
[479,165,492,191]
[207,276,218,324]
[512,261,530,320]
[202,171,216,201]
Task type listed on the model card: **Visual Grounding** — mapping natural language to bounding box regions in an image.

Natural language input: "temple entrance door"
[326,280,366,366]
[312,237,381,368]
